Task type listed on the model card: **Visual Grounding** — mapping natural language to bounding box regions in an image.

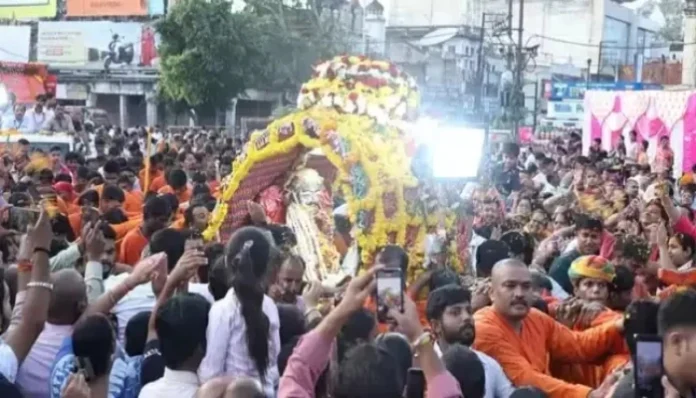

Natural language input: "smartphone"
[405,368,425,398]
[73,356,96,382]
[376,267,404,323]
[633,334,664,398]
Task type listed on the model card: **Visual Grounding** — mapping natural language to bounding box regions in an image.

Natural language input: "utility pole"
[511,0,524,140]
[474,13,486,113]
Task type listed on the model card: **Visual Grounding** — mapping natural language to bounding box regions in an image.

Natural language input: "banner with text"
[0,25,31,62]
[66,0,163,17]
[37,22,159,70]
[0,0,56,18]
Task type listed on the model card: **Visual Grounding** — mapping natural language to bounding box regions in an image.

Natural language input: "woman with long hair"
[198,226,280,396]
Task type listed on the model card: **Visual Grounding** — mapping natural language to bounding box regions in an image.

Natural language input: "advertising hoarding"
[37,21,159,70]
[0,0,56,18]
[66,0,163,16]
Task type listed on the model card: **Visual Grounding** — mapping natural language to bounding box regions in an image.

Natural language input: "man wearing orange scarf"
[473,259,624,398]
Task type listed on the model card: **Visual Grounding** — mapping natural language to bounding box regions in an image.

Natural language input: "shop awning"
[0,73,46,104]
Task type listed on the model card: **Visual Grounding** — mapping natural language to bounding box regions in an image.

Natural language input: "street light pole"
[512,0,524,140]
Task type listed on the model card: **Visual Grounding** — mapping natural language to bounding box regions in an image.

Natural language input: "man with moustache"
[473,259,625,398]
[427,285,515,398]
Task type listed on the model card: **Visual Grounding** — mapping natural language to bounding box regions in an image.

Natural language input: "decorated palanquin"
[203,55,465,284]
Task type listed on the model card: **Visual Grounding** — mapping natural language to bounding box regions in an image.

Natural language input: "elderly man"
[43,106,74,133]
[472,259,624,398]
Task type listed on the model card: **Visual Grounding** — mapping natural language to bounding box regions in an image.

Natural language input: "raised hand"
[169,250,208,285]
[127,252,168,287]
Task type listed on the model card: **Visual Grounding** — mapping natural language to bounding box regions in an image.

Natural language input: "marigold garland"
[205,55,467,283]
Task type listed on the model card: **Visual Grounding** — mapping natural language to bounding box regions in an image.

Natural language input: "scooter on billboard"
[104,33,135,70]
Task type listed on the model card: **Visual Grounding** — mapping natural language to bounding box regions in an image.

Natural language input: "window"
[603,17,630,65]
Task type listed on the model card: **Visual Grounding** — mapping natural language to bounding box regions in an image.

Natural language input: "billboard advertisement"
[0,26,31,62]
[548,81,663,101]
[0,0,56,18]
[66,0,163,16]
[37,22,159,70]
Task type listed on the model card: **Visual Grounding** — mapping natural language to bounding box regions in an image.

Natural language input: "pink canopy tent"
[583,89,696,177]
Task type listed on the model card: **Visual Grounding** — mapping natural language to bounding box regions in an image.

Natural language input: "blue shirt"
[49,337,143,398]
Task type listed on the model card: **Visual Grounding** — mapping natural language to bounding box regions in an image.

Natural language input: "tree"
[245,0,356,99]
[659,0,684,41]
[156,0,269,112]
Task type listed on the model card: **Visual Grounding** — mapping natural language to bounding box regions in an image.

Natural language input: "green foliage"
[156,0,268,110]
[659,0,684,41]
[157,0,355,110]
[244,0,355,91]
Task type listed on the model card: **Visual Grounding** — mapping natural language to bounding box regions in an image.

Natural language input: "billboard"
[0,0,56,18]
[548,81,663,101]
[66,0,163,16]
[37,22,159,70]
[0,26,31,62]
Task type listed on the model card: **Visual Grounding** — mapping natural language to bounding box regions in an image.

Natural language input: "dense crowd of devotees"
[0,124,694,398]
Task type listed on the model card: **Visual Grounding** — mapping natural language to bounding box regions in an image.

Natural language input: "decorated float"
[203,55,465,284]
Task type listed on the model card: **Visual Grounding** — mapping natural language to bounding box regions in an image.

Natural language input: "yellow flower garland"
[205,55,466,284]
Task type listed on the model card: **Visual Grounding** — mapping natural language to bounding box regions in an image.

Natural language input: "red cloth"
[258,185,286,224]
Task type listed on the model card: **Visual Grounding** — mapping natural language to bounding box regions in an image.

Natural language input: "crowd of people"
[0,119,692,398]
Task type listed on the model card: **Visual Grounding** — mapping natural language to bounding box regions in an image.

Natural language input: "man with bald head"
[472,259,624,398]
[16,269,86,398]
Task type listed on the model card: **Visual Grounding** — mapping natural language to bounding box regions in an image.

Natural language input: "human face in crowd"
[616,219,640,236]
[663,328,696,392]
[641,203,664,228]
[50,149,61,166]
[103,171,118,185]
[515,198,532,217]
[184,153,197,172]
[574,278,609,303]
[660,136,670,149]
[668,236,693,267]
[101,238,116,269]
[576,228,601,255]
[434,301,475,347]
[14,104,25,121]
[479,203,499,226]
[503,153,516,170]
[552,212,570,231]
[626,179,639,198]
[190,205,209,231]
[490,263,532,322]
[526,210,547,235]
[118,179,133,193]
[604,180,617,197]
[584,169,600,189]
[680,188,695,207]
[277,259,304,302]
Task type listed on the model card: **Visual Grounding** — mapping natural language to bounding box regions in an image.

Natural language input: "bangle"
[17,260,32,273]
[410,331,434,357]
[27,281,53,291]
[33,247,50,256]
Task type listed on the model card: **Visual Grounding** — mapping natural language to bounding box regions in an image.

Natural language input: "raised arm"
[4,207,53,364]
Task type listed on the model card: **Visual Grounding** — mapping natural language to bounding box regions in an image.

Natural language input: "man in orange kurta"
[118,196,172,266]
[473,259,624,398]
[157,169,192,207]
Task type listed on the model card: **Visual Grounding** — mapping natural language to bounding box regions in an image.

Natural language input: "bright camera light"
[431,127,485,179]
[0,85,8,108]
